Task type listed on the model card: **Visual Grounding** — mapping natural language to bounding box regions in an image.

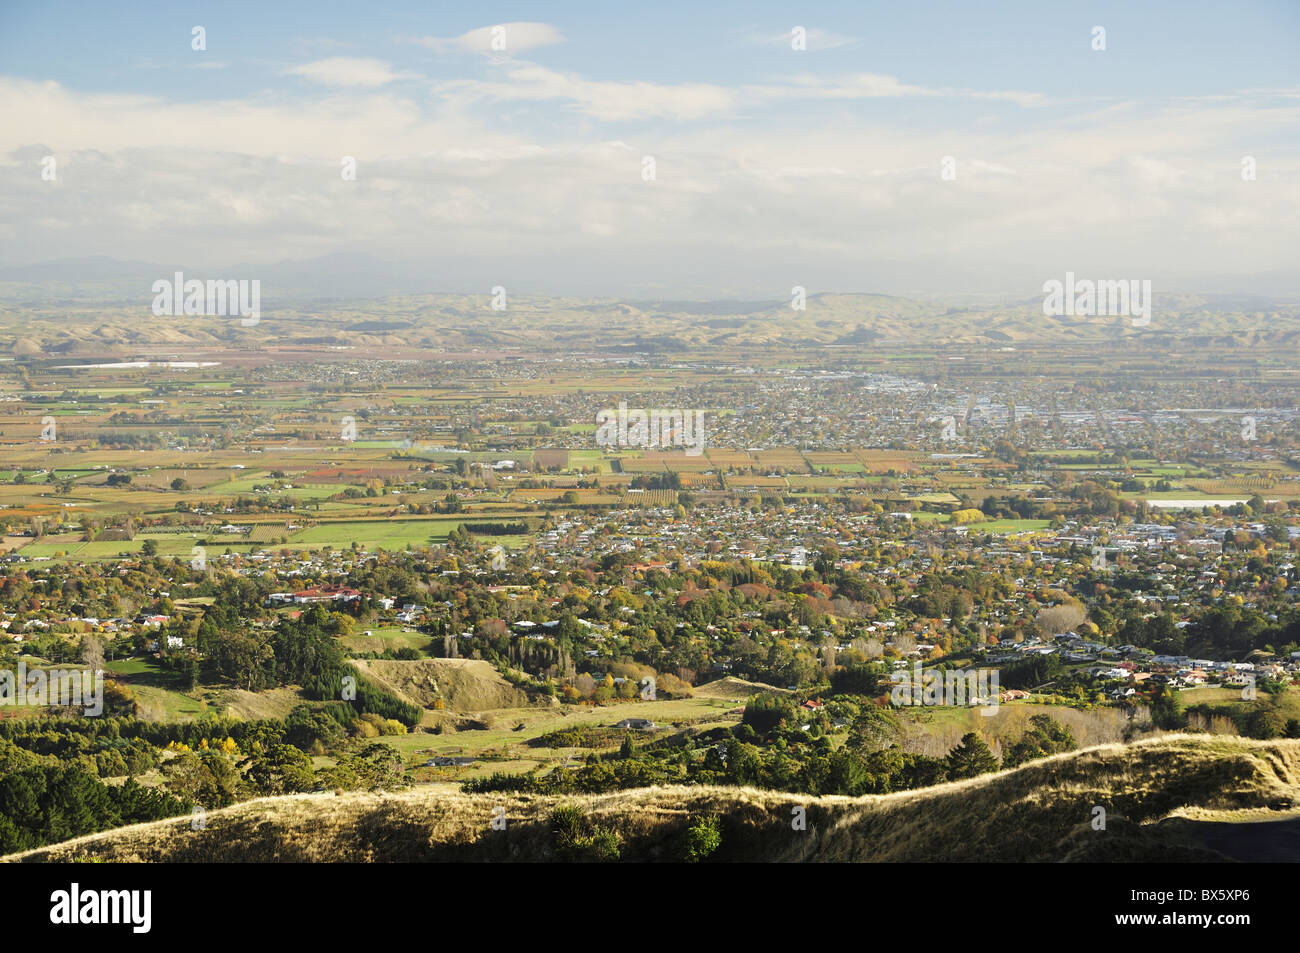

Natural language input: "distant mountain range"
[0,256,1297,356]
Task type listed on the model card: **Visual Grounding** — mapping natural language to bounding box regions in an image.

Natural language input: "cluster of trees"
[469,704,1077,798]
[1178,698,1300,740]
[160,737,407,806]
[468,521,529,536]
[628,472,683,491]
[192,604,421,725]
[0,745,190,854]
[1000,654,1065,690]
[0,701,415,852]
[1112,605,1300,658]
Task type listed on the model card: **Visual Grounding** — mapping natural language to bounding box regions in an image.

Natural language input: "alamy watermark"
[891,662,999,715]
[1042,272,1150,327]
[50,883,151,934]
[152,272,261,326]
[595,401,706,456]
[0,662,104,716]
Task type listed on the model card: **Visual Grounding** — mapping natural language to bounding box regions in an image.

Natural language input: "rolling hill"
[7,735,1300,863]
[4,286,1299,357]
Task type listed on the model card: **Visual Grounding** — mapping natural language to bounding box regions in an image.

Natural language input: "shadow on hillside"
[1168,815,1300,862]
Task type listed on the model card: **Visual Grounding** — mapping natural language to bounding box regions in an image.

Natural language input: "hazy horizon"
[3,0,1299,298]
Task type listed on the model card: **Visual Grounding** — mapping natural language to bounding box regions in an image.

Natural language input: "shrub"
[583,827,622,862]
[549,805,622,862]
[678,815,722,862]
[463,771,539,794]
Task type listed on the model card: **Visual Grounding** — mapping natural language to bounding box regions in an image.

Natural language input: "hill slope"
[349,658,535,711]
[7,736,1300,863]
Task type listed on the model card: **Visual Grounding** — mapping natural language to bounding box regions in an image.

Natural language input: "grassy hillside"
[349,658,537,712]
[8,735,1300,863]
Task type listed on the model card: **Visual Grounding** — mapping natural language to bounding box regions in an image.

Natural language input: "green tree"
[1002,715,1078,768]
[285,705,345,752]
[1244,708,1285,740]
[945,732,999,780]
[845,706,901,754]
[245,744,317,795]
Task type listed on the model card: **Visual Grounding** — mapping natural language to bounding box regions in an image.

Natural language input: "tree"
[79,634,105,673]
[831,662,884,697]
[1002,715,1078,767]
[945,732,999,780]
[1244,708,1285,740]
[161,751,245,807]
[741,694,795,733]
[245,744,316,795]
[825,748,872,795]
[170,477,191,492]
[140,539,158,557]
[285,705,345,752]
[845,706,901,754]
[209,629,275,691]
[1035,603,1086,638]
[0,765,187,854]
[1146,686,1184,731]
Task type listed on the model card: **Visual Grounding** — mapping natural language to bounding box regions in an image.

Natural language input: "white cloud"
[754,73,1048,108]
[286,57,417,88]
[434,66,1048,119]
[437,66,737,121]
[0,78,508,157]
[1,77,1297,293]
[409,22,564,56]
[747,27,859,50]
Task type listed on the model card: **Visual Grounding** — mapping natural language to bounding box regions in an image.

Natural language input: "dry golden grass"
[350,658,535,711]
[8,735,1300,863]
[692,676,792,700]
[214,686,305,721]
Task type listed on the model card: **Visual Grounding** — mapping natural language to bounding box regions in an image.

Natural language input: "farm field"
[339,627,433,654]
[412,693,748,777]
[964,519,1053,533]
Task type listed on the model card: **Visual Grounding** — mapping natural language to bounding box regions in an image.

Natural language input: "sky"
[2,0,1298,298]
